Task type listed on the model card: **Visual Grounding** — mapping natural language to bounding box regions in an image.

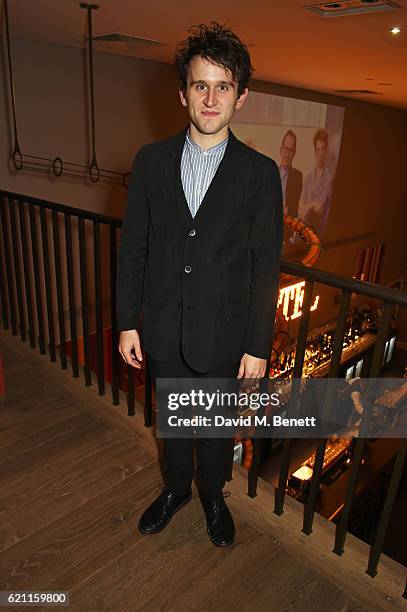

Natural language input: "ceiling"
[1,0,407,110]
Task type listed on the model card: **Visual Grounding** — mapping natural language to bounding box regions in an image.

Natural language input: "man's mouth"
[202,111,220,117]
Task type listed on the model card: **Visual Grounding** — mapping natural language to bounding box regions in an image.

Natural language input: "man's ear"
[235,87,249,110]
[179,88,188,107]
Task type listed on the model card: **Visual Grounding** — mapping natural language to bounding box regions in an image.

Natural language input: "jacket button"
[188,229,196,237]
[184,265,192,273]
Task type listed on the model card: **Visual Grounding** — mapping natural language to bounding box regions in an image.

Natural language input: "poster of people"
[230,91,345,240]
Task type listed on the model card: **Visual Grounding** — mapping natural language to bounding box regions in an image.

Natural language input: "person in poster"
[298,127,332,235]
[279,129,303,218]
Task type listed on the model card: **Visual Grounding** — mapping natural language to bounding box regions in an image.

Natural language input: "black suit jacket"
[286,166,303,219]
[117,126,283,373]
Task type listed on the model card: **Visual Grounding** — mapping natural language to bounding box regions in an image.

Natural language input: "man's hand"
[118,329,143,369]
[237,353,267,387]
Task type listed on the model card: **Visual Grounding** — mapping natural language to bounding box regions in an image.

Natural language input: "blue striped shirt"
[180,130,228,218]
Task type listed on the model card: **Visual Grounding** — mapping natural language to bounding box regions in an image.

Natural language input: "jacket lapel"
[172,126,243,231]
[172,126,193,230]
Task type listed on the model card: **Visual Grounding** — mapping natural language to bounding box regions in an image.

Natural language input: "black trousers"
[148,344,240,499]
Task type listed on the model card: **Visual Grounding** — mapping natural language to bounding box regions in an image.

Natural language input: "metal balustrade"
[0,190,122,406]
[1,189,406,593]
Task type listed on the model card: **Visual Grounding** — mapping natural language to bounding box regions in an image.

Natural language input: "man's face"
[280,134,296,167]
[179,55,248,136]
[315,139,327,168]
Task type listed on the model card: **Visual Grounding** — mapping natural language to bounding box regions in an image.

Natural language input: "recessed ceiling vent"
[334,89,382,94]
[83,32,169,47]
[305,0,400,18]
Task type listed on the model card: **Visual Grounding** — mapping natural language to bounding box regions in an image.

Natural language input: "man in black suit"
[279,129,303,219]
[117,22,283,547]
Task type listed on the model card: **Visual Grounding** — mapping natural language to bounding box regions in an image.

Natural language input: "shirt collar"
[313,165,330,180]
[185,129,229,155]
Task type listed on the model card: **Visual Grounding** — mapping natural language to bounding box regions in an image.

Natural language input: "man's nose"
[204,87,218,107]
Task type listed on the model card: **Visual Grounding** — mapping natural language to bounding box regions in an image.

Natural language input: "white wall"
[0,36,188,219]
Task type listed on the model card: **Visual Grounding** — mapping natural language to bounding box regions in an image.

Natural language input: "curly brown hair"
[313,128,328,148]
[174,22,253,97]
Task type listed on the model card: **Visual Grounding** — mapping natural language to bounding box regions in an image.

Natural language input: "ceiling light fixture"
[306,0,401,18]
[390,26,401,34]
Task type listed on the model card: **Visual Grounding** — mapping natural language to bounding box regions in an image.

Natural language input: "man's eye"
[196,84,206,90]
[219,85,229,91]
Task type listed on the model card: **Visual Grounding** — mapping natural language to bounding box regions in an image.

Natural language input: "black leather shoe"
[138,489,192,534]
[201,494,236,547]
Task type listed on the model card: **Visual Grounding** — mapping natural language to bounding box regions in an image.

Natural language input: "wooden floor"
[0,328,405,612]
